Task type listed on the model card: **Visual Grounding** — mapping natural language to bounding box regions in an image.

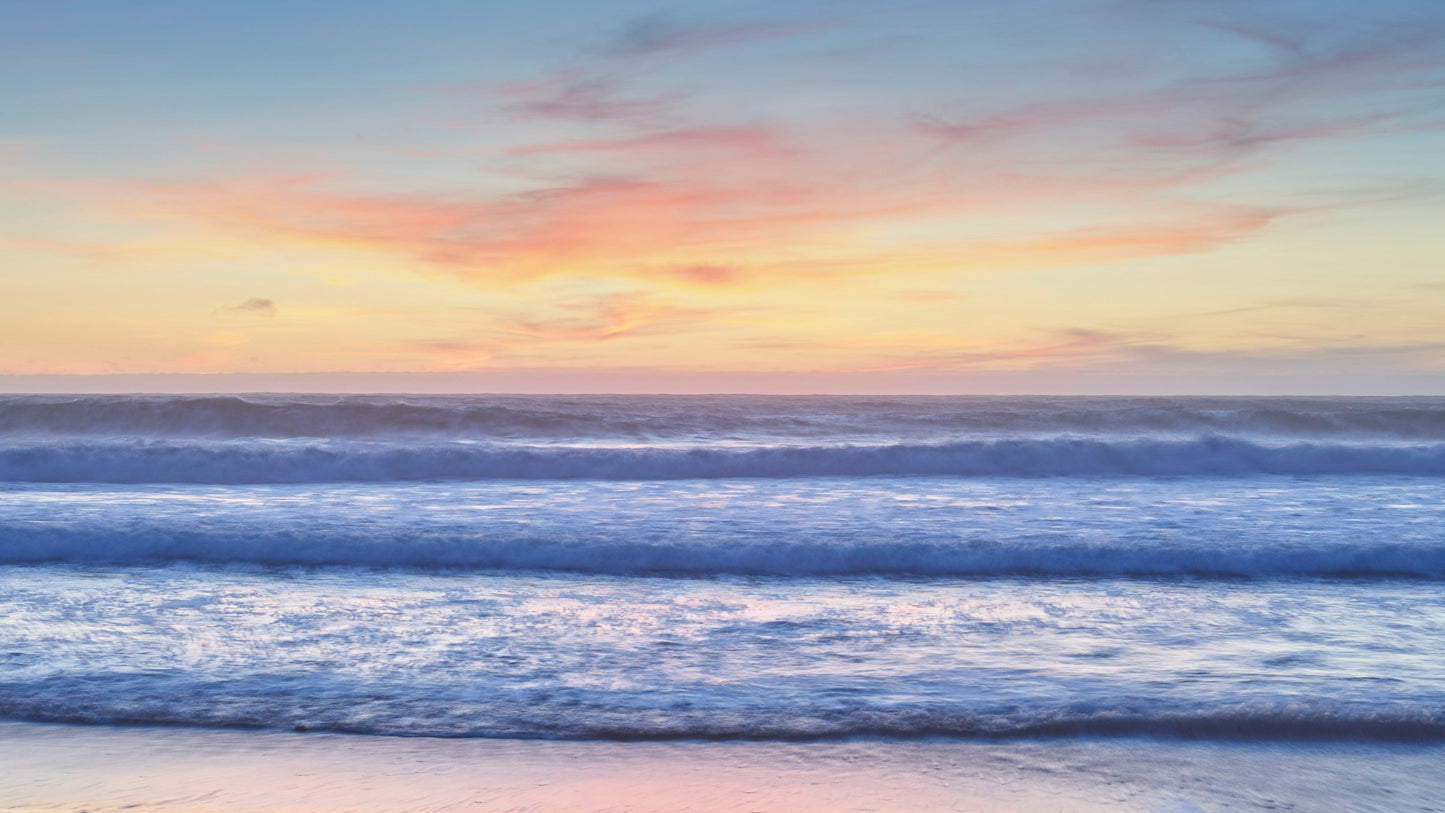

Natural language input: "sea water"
[1,395,1443,804]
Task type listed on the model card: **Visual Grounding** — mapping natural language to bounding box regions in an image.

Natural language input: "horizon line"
[3,370,1444,398]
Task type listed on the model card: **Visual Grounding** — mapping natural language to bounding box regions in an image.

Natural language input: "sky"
[3,0,1444,393]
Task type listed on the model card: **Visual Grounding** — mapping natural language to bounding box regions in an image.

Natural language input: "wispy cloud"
[490,11,830,126]
[508,125,784,156]
[654,264,744,285]
[134,80,1341,298]
[858,325,1445,379]
[918,7,1445,176]
[11,0,1444,380]
[409,293,734,362]
[596,12,828,59]
[1197,15,1445,88]
[117,3,1443,299]
[500,292,722,343]
[852,326,1162,373]
[222,297,277,317]
[499,74,679,124]
[143,165,1286,287]
[411,339,494,363]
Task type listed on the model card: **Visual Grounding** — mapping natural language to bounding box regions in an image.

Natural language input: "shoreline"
[4,722,1444,812]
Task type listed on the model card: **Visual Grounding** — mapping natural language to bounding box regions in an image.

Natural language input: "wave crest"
[5,527,1443,578]
[4,395,1445,441]
[1,437,1443,483]
[0,690,1438,742]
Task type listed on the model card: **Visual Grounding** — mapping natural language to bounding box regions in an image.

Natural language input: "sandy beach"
[4,722,1445,812]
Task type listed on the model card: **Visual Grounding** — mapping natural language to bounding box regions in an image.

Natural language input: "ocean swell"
[0,685,1437,742]
[1,437,1443,483]
[5,527,1443,578]
[4,395,1445,441]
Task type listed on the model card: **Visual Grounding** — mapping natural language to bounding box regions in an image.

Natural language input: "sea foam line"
[0,695,1439,742]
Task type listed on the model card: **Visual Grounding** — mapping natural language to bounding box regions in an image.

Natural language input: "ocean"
[2,394,1444,809]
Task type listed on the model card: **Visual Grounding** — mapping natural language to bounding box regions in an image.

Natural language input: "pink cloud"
[107,12,1445,294]
[657,264,744,285]
[137,126,1289,287]
[499,293,723,343]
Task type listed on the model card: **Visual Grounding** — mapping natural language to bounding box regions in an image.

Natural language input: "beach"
[7,722,1445,812]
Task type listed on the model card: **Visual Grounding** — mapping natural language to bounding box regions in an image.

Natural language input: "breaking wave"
[0,688,1438,742]
[3,394,1445,441]
[1,437,1443,483]
[5,527,1443,578]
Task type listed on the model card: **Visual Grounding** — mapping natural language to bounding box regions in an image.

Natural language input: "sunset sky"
[4,0,1444,393]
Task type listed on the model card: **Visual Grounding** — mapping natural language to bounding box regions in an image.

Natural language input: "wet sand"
[3,722,1444,812]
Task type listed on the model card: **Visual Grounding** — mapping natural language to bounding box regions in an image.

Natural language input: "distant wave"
[2,437,1444,483]
[3,394,1445,441]
[0,691,1439,742]
[6,527,1444,578]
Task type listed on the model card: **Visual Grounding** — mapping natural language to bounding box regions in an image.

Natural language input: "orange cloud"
[47,14,1431,305]
[138,123,1265,290]
[986,205,1289,263]
[500,292,727,343]
[655,264,744,285]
